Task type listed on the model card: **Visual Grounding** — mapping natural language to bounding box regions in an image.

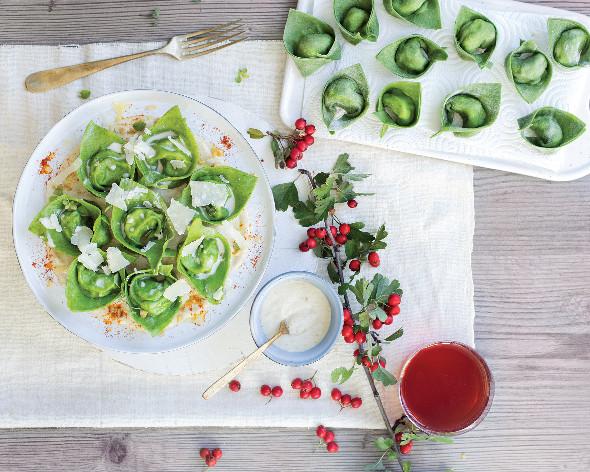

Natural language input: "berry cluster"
[291,375,322,399]
[354,348,386,372]
[330,388,362,409]
[316,425,339,453]
[349,250,380,271]
[285,118,316,169]
[260,384,283,399]
[396,432,413,455]
[299,223,352,253]
[199,448,222,467]
[341,307,366,344]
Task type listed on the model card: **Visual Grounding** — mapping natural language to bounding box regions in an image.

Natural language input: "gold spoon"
[202,321,290,400]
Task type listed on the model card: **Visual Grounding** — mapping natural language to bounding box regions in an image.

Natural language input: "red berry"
[343,317,353,326]
[379,358,386,368]
[372,319,383,330]
[347,199,358,208]
[355,331,366,344]
[315,228,327,239]
[300,389,311,399]
[260,384,271,396]
[343,307,352,320]
[307,228,317,238]
[323,430,335,442]
[339,223,351,235]
[306,237,317,249]
[206,456,217,467]
[305,124,316,135]
[395,432,403,443]
[368,251,380,267]
[323,235,333,246]
[285,158,297,169]
[295,118,306,130]
[349,259,361,271]
[302,380,313,391]
[303,135,314,146]
[316,425,327,438]
[335,234,347,245]
[400,441,413,455]
[212,448,222,459]
[299,242,309,252]
[361,356,371,367]
[343,334,355,344]
[370,362,379,372]
[388,294,401,306]
[340,394,351,406]
[351,397,362,409]
[296,140,307,152]
[390,305,401,316]
[310,387,322,399]
[330,225,338,236]
[384,314,394,325]
[200,448,210,459]
[290,148,301,160]
[291,378,303,390]
[331,388,342,401]
[229,380,241,392]
[353,348,360,357]
[341,325,353,338]
[326,441,339,453]
[272,386,283,397]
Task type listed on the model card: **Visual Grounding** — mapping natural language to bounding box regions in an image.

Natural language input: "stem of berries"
[199,447,222,468]
[315,425,339,453]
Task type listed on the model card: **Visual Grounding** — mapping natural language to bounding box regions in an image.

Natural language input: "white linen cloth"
[0,41,474,427]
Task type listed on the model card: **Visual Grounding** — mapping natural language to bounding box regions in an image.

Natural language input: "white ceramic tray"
[280,0,590,181]
[13,90,275,353]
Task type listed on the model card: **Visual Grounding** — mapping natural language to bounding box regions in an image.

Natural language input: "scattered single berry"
[229,380,241,392]
[331,388,342,401]
[272,386,283,397]
[339,223,351,235]
[349,259,361,271]
[260,384,271,396]
[291,378,303,390]
[351,397,362,409]
[388,293,401,306]
[305,124,316,135]
[295,118,307,130]
[347,199,358,208]
[368,251,380,267]
[326,441,339,453]
[310,387,322,399]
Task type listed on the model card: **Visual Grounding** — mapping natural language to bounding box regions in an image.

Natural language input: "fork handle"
[24,48,161,93]
[202,330,285,400]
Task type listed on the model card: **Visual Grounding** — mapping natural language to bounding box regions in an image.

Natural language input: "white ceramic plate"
[13,90,275,353]
[281,0,590,181]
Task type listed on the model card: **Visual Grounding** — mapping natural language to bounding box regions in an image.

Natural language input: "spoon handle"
[202,330,284,400]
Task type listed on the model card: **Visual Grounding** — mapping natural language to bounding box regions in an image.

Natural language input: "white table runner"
[0,41,474,428]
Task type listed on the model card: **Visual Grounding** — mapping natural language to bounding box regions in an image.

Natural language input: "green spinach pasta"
[383,0,442,30]
[548,18,590,69]
[517,107,586,149]
[376,34,447,79]
[505,40,552,104]
[333,0,379,45]
[454,6,497,69]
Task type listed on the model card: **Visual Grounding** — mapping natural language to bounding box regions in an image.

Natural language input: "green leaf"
[272,182,299,212]
[372,367,397,386]
[293,200,323,227]
[364,461,386,471]
[384,328,404,342]
[402,461,412,472]
[327,261,340,283]
[235,67,249,83]
[270,137,284,168]
[332,153,353,174]
[372,306,388,321]
[375,437,394,451]
[358,311,370,329]
[132,120,146,131]
[331,366,355,384]
[247,128,266,139]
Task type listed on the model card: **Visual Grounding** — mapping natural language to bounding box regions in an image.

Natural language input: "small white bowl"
[249,271,343,366]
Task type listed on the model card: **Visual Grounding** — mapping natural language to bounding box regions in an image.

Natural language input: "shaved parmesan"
[167,199,196,235]
[212,287,224,301]
[39,213,62,233]
[141,241,155,253]
[106,247,131,272]
[144,128,152,136]
[146,131,175,143]
[70,225,93,250]
[105,183,128,211]
[126,186,148,202]
[163,279,192,301]
[181,236,204,257]
[218,220,247,250]
[169,159,186,169]
[123,135,155,163]
[189,181,229,208]
[107,142,123,153]
[78,243,103,272]
[168,136,191,156]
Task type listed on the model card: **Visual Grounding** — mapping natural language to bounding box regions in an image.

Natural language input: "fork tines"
[181,20,248,58]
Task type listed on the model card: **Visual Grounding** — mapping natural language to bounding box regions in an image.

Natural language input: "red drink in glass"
[399,342,494,435]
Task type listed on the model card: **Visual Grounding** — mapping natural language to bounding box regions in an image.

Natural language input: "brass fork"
[25,20,248,93]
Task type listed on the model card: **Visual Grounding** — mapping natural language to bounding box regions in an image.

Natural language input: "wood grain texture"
[2,1,590,471]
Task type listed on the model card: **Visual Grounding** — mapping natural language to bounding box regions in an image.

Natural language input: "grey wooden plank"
[1,0,590,471]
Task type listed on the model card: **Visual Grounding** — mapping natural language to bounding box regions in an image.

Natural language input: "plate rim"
[12,88,276,353]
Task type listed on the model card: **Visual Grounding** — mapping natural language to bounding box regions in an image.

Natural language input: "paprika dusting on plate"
[220,135,233,150]
[39,151,56,175]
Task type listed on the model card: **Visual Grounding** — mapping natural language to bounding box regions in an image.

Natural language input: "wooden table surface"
[1,1,590,471]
